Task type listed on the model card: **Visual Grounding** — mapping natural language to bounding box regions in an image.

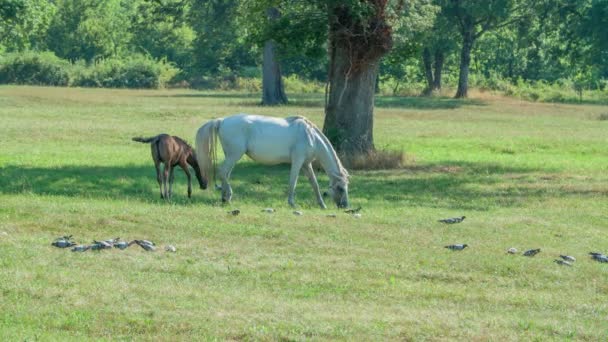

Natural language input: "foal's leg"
[162,163,170,200]
[179,161,192,198]
[155,160,163,199]
[168,165,175,199]
[303,163,327,209]
[287,155,306,208]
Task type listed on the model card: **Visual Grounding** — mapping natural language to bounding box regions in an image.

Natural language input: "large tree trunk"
[322,3,392,157]
[455,25,474,98]
[261,8,287,106]
[433,49,444,90]
[422,47,434,96]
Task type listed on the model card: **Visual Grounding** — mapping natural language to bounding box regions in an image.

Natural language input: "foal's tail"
[195,119,222,189]
[132,136,159,144]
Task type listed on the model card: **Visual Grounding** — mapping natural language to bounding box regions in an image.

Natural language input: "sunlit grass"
[0,86,607,340]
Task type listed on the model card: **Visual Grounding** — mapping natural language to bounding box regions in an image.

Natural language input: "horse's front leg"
[180,161,192,198]
[303,163,327,209]
[287,157,306,208]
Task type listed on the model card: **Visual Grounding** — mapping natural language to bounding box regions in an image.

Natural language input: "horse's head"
[188,154,208,189]
[328,177,349,208]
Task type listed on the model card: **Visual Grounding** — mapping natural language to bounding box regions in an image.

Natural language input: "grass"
[1,86,607,340]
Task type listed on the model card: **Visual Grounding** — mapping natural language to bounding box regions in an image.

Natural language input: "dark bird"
[438,216,466,224]
[132,240,156,251]
[554,259,572,266]
[445,244,468,251]
[91,240,113,250]
[523,248,541,257]
[590,253,608,263]
[52,239,76,248]
[344,206,362,214]
[559,255,576,262]
[228,209,240,216]
[114,240,130,250]
[71,245,90,252]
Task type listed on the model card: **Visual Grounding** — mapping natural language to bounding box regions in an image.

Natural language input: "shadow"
[1,160,600,211]
[375,96,486,109]
[144,92,487,110]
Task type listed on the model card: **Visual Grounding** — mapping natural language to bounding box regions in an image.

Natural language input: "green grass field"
[1,86,607,340]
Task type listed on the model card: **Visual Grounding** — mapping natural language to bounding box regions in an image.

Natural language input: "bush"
[0,51,70,86]
[72,55,179,89]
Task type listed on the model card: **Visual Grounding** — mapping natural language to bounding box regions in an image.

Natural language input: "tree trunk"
[455,25,474,98]
[433,49,444,90]
[261,8,287,106]
[422,47,434,96]
[322,4,392,157]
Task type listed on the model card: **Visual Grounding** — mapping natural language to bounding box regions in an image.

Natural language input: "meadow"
[0,86,607,340]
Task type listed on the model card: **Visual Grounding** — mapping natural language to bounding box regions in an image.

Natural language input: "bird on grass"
[293,210,303,216]
[114,240,130,250]
[131,240,156,251]
[52,239,76,248]
[438,216,466,224]
[445,244,468,251]
[344,206,362,214]
[589,252,608,263]
[326,214,337,218]
[559,255,576,262]
[261,208,275,213]
[507,247,518,254]
[554,259,572,266]
[523,248,541,257]
[91,240,113,250]
[228,209,240,216]
[71,245,90,252]
[165,245,176,253]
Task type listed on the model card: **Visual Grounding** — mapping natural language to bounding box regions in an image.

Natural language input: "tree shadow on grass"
[0,160,594,211]
[146,92,487,110]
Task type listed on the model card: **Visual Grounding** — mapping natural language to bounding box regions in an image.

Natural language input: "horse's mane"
[172,135,194,151]
[288,116,349,184]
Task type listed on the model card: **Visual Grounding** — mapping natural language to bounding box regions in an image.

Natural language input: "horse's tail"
[195,119,222,189]
[132,136,159,144]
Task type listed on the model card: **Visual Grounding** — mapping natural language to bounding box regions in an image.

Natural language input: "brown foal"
[133,134,207,199]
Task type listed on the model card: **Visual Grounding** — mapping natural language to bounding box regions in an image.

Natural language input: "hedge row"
[0,52,179,89]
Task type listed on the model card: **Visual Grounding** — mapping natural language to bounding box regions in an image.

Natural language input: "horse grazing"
[195,114,349,208]
[133,134,206,199]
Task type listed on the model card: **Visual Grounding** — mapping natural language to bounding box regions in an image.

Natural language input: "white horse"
[195,114,349,208]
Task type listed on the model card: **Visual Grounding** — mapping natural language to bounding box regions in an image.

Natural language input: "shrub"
[342,149,408,170]
[72,55,179,89]
[0,51,70,86]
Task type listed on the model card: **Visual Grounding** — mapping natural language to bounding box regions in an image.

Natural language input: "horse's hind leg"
[168,165,175,199]
[304,163,327,209]
[218,156,240,203]
[162,163,170,200]
[155,161,163,199]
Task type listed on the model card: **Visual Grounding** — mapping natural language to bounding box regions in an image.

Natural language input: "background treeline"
[0,0,606,102]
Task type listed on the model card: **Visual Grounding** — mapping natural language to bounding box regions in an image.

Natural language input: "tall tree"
[444,0,529,98]
[261,7,288,105]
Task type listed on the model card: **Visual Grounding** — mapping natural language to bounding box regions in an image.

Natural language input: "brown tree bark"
[422,47,434,96]
[455,25,474,98]
[261,8,287,106]
[322,3,392,157]
[433,49,444,90]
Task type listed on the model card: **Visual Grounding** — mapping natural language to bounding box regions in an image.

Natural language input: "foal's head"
[175,136,207,190]
[187,152,207,190]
